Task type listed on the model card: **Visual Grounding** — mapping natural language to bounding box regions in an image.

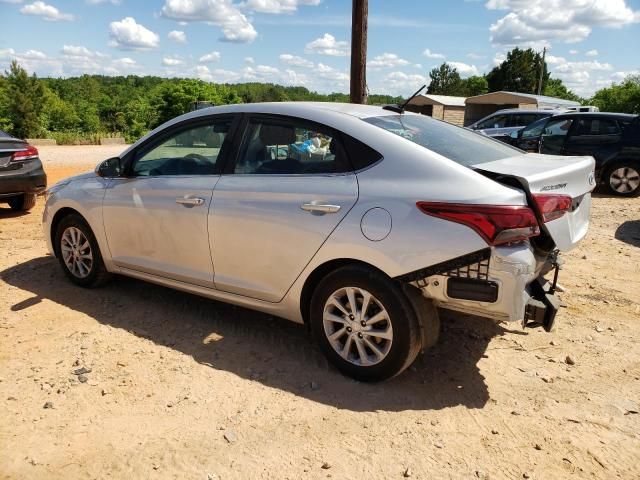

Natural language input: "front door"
[103,116,235,287]
[540,117,573,155]
[563,116,622,163]
[210,115,358,302]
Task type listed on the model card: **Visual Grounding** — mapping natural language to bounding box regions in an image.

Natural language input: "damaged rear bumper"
[397,243,560,328]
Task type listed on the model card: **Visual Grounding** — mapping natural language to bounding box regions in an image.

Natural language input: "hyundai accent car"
[0,130,46,211]
[43,103,595,381]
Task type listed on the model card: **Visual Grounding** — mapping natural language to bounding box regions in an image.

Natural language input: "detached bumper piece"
[396,248,491,286]
[524,274,561,332]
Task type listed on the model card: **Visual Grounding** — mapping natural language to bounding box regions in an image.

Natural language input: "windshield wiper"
[382,84,427,114]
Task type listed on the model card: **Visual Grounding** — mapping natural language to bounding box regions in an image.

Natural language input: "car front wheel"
[605,162,640,197]
[55,214,111,287]
[310,265,424,382]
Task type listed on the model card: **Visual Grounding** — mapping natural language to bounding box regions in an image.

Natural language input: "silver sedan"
[43,102,595,381]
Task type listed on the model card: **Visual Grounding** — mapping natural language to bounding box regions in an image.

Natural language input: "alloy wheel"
[609,166,640,194]
[61,226,93,279]
[323,287,393,366]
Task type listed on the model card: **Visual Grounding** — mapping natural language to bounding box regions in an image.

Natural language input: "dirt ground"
[1,146,639,480]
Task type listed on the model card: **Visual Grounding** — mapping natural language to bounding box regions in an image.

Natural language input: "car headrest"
[260,124,295,145]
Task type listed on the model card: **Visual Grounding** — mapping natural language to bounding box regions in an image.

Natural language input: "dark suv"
[0,130,47,211]
[512,112,640,197]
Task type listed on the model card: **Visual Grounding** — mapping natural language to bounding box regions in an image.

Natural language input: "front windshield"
[521,117,550,139]
[363,114,521,166]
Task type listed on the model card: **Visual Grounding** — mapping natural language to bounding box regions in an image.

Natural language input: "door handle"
[176,197,205,207]
[301,203,341,214]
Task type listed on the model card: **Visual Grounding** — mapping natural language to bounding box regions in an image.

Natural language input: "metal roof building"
[405,94,467,126]
[464,91,580,125]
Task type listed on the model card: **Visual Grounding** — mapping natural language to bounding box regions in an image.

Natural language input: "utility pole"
[350,0,368,104]
[537,46,546,95]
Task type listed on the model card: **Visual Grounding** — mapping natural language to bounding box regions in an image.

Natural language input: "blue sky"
[1,0,639,97]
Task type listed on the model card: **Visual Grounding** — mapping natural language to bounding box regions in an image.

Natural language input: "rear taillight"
[11,145,39,162]
[532,194,572,223]
[417,202,540,246]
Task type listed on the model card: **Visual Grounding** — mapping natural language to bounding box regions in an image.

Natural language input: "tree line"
[426,47,639,112]
[1,46,638,143]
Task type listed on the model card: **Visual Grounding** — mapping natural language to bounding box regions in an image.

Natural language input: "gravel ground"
[1,146,639,479]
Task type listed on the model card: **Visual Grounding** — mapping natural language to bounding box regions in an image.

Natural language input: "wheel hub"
[322,287,393,367]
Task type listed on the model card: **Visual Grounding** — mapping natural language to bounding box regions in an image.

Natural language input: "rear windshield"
[0,130,12,138]
[363,114,521,166]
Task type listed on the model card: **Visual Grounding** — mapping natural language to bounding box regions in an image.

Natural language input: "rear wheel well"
[50,207,84,256]
[299,259,390,326]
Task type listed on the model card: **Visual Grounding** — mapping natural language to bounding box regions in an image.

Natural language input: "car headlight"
[44,180,71,202]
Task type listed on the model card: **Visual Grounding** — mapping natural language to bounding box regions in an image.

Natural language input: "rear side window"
[364,114,520,167]
[574,118,620,136]
[510,113,539,127]
[235,118,351,175]
[476,114,509,129]
[341,134,382,171]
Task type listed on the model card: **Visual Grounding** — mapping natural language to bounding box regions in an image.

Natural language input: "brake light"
[532,194,572,222]
[11,145,39,162]
[417,202,540,246]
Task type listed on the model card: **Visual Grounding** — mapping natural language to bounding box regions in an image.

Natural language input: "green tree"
[590,76,640,113]
[461,76,488,96]
[543,78,582,102]
[0,75,12,132]
[486,47,548,94]
[427,63,464,95]
[4,61,44,138]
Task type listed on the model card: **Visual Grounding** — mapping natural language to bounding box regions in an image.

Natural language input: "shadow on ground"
[1,256,522,412]
[0,205,31,218]
[615,220,640,248]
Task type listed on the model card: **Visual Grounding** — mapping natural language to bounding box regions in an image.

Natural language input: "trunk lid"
[475,153,596,251]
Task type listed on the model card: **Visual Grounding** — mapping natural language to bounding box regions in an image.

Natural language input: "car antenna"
[382,84,427,114]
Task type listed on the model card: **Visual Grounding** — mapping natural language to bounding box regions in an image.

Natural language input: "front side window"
[543,118,573,138]
[133,120,232,176]
[364,114,520,167]
[234,119,350,174]
[521,117,549,139]
[476,114,509,129]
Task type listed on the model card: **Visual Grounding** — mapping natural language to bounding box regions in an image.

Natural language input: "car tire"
[310,265,423,382]
[8,193,37,211]
[604,162,640,197]
[54,214,111,288]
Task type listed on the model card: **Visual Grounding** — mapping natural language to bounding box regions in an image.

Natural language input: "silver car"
[43,103,595,381]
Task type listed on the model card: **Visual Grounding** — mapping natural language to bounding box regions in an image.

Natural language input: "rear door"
[210,114,358,302]
[563,117,622,163]
[102,116,236,287]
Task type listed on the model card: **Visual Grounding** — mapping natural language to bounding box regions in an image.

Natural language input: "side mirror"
[95,156,122,177]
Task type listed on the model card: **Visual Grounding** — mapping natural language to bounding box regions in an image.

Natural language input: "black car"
[0,130,47,211]
[511,112,640,197]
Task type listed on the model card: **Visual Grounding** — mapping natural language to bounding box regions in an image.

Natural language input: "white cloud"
[279,54,314,68]
[569,49,579,54]
[447,61,479,77]
[21,49,47,60]
[422,48,445,59]
[493,52,507,66]
[379,71,428,96]
[199,51,221,63]
[487,0,640,47]
[585,49,598,56]
[20,1,74,21]
[168,30,187,43]
[316,62,349,82]
[467,52,485,60]
[245,56,255,64]
[367,52,410,69]
[86,0,122,4]
[162,57,184,66]
[61,45,108,59]
[242,0,321,14]
[546,55,616,96]
[304,33,349,56]
[160,0,257,43]
[108,17,160,50]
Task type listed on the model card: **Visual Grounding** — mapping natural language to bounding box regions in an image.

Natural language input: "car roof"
[490,108,559,115]
[552,112,638,121]
[179,102,401,122]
